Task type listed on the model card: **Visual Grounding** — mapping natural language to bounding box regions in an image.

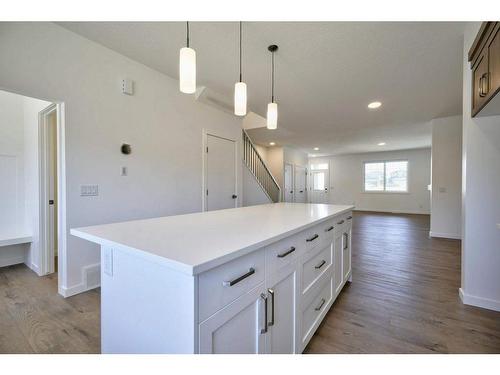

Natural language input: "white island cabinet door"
[265,264,298,354]
[343,216,353,283]
[333,230,343,296]
[199,283,266,354]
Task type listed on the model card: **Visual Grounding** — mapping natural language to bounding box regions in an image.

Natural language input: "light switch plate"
[103,247,113,276]
[122,78,134,95]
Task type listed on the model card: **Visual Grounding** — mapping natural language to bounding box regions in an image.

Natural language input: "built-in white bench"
[0,233,32,268]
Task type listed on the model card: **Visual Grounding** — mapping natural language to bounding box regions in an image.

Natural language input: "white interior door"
[206,134,237,211]
[284,163,294,202]
[310,169,329,203]
[294,165,306,203]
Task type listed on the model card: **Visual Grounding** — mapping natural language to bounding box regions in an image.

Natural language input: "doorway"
[309,162,330,203]
[294,165,307,203]
[204,133,238,211]
[284,163,294,202]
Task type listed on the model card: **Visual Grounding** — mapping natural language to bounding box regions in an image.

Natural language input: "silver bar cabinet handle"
[315,260,326,269]
[315,298,326,311]
[277,246,296,258]
[268,289,275,327]
[260,293,268,334]
[337,220,344,225]
[325,226,334,232]
[223,268,255,287]
[343,233,348,250]
[306,234,319,242]
[347,216,352,220]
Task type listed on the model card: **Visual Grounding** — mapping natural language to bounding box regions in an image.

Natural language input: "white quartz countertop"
[71,203,354,275]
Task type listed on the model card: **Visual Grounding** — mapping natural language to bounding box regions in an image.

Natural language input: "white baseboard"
[0,255,25,267]
[459,288,500,312]
[59,263,101,298]
[353,208,430,215]
[429,231,462,240]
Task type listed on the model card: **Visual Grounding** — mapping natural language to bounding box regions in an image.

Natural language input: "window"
[310,163,328,170]
[364,160,408,192]
[312,171,325,191]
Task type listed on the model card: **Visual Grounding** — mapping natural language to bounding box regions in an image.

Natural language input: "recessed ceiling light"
[368,101,382,109]
[378,142,386,146]
[313,147,319,151]
[269,142,276,146]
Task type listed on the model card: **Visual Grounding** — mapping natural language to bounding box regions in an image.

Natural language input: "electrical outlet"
[81,184,99,196]
[121,166,128,176]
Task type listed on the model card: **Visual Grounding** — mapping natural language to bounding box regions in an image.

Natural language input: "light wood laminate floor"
[0,212,499,353]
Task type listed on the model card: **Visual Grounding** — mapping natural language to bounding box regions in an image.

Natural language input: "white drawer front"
[266,234,303,275]
[302,242,333,294]
[302,276,333,345]
[198,249,265,322]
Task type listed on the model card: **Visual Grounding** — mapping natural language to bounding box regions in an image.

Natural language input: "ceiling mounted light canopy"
[179,21,196,94]
[267,44,278,130]
[234,22,247,116]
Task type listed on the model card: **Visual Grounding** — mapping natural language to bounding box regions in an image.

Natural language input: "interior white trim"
[429,231,461,240]
[0,255,26,268]
[38,103,57,276]
[459,288,500,312]
[352,208,429,215]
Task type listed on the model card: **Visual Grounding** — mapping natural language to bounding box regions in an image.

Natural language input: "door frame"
[38,103,66,277]
[294,164,307,203]
[201,129,239,212]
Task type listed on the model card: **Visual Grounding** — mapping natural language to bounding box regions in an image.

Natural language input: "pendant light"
[234,22,247,116]
[267,45,278,129]
[179,21,196,94]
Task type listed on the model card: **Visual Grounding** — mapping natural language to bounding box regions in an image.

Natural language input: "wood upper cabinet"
[469,22,500,117]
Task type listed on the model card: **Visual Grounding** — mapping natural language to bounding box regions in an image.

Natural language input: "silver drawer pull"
[306,234,319,242]
[347,216,352,220]
[268,288,275,327]
[315,260,326,269]
[260,293,268,334]
[343,233,349,250]
[223,268,255,287]
[325,226,334,232]
[337,220,345,225]
[315,298,326,311]
[277,246,296,258]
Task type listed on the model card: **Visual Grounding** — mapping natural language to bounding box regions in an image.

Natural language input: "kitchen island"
[71,203,354,354]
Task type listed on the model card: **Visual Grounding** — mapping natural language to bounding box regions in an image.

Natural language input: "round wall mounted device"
[121,143,132,155]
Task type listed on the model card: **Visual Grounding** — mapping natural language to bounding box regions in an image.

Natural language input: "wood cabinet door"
[265,264,298,353]
[488,26,500,98]
[472,49,489,115]
[199,283,266,354]
[333,231,343,296]
[343,219,353,283]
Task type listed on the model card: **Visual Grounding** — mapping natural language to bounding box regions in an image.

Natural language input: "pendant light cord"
[271,49,275,103]
[186,21,190,48]
[239,21,242,83]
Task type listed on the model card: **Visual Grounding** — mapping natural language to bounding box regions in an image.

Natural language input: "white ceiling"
[58,22,464,156]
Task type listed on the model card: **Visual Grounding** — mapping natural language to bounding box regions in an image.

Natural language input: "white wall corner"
[459,288,500,312]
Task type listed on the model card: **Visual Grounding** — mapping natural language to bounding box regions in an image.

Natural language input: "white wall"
[430,115,462,239]
[283,146,308,168]
[0,23,242,296]
[460,23,500,312]
[311,148,431,214]
[242,162,271,206]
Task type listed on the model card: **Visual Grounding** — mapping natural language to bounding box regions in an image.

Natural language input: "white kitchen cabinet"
[343,216,353,283]
[199,283,266,354]
[71,203,354,354]
[265,263,298,354]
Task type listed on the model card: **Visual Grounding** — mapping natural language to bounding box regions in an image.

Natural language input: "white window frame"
[363,159,409,194]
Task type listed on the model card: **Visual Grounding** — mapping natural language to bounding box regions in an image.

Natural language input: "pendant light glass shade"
[267,102,278,129]
[234,82,247,116]
[179,47,196,94]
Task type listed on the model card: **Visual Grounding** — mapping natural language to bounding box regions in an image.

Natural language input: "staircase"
[243,130,281,203]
